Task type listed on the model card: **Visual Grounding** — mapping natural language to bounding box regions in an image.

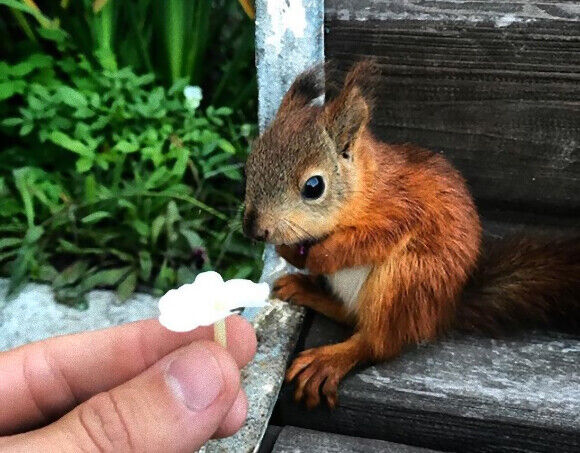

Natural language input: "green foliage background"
[0,1,262,307]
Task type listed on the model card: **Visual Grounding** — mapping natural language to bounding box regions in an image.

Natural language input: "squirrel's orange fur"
[243,62,580,409]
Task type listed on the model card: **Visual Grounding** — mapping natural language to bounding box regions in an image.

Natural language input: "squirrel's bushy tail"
[455,236,580,335]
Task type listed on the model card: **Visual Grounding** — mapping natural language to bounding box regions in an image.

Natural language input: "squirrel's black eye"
[302,175,325,200]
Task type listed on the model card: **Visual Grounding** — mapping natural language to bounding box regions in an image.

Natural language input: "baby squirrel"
[243,61,580,409]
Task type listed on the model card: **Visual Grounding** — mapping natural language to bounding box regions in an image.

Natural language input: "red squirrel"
[243,61,580,409]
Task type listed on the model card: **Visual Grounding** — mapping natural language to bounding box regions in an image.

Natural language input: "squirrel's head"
[243,61,377,245]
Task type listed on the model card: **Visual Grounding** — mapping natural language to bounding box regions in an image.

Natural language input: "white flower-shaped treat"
[158,271,270,333]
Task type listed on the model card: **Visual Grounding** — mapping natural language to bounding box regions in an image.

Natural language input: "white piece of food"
[158,271,270,332]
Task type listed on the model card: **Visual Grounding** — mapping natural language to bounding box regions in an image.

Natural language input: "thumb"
[7,340,242,453]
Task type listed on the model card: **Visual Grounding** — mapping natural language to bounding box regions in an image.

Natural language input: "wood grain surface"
[325,0,580,212]
[275,313,580,452]
[271,425,440,452]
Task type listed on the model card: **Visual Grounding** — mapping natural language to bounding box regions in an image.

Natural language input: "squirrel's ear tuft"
[277,63,325,115]
[342,60,380,99]
[324,60,379,153]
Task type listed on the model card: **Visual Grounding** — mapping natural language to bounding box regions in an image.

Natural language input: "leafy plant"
[0,0,257,119]
[0,35,261,307]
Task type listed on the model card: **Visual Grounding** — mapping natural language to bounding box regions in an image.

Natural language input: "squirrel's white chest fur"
[325,265,371,313]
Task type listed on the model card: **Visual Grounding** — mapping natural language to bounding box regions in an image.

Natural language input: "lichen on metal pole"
[255,0,325,288]
[203,1,324,451]
[256,0,324,132]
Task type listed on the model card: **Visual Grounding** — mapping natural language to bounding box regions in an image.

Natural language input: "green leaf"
[32,84,51,100]
[13,168,35,227]
[56,86,88,108]
[113,140,139,153]
[147,86,164,109]
[28,95,44,110]
[95,47,117,71]
[81,211,111,224]
[53,261,90,289]
[80,266,131,291]
[84,175,97,202]
[57,239,86,254]
[1,117,23,127]
[226,264,254,280]
[138,251,152,281]
[217,138,236,154]
[0,237,21,250]
[48,131,94,158]
[73,107,95,119]
[130,220,149,237]
[35,264,58,282]
[166,200,180,242]
[37,28,70,46]
[8,242,37,295]
[54,287,88,309]
[117,270,138,302]
[151,216,165,244]
[0,198,22,217]
[24,225,43,243]
[0,0,41,17]
[205,163,243,180]
[177,266,198,285]
[0,82,25,101]
[3,53,52,77]
[167,200,180,224]
[0,248,18,261]
[180,229,204,250]
[19,123,33,136]
[153,260,175,291]
[76,157,94,173]
[214,107,233,116]
[134,74,155,87]
[171,147,189,176]
[117,198,136,212]
[144,167,171,189]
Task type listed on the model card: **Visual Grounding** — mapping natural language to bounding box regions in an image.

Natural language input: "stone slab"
[0,279,159,351]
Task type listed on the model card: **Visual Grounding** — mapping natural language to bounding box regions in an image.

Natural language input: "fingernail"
[166,344,224,411]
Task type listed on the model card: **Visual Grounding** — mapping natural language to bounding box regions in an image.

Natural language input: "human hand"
[0,315,257,452]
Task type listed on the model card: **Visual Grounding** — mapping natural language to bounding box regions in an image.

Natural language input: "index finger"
[0,315,256,435]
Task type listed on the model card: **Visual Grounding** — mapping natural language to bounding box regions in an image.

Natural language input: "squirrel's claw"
[285,346,345,409]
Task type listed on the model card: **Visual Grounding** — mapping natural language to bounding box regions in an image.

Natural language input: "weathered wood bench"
[255,0,579,452]
[273,315,579,452]
[262,425,440,452]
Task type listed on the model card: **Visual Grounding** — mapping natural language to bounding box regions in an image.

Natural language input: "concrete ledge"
[0,279,159,351]
[203,300,304,452]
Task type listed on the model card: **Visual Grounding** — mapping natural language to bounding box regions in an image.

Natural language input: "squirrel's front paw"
[272,273,313,306]
[286,346,343,409]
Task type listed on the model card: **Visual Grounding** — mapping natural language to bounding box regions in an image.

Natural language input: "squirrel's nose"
[243,209,269,241]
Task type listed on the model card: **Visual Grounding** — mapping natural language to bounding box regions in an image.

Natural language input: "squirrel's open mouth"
[291,240,317,254]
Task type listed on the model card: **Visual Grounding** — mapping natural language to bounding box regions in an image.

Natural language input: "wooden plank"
[275,313,580,452]
[272,425,440,452]
[325,0,580,212]
[257,426,283,453]
[478,208,579,238]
